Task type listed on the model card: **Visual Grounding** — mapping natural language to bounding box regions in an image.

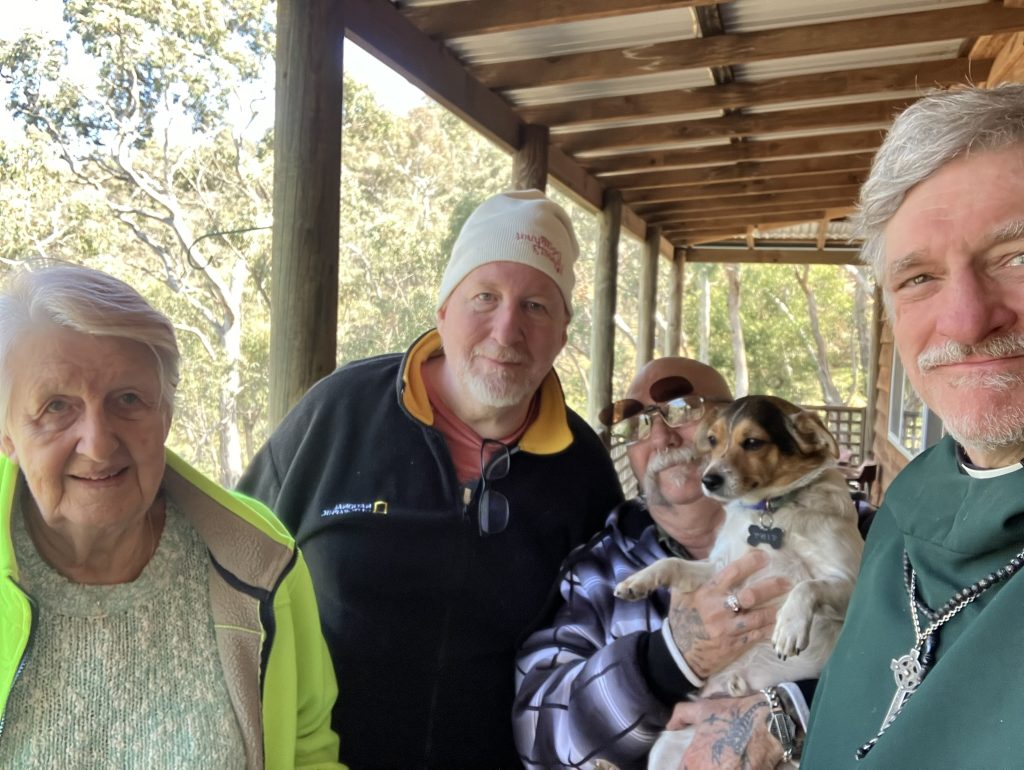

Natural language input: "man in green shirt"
[799,84,1024,767]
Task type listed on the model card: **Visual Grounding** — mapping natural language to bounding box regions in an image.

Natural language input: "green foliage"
[679,262,873,406]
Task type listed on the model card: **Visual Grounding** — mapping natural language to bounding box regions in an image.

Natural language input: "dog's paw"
[772,601,813,658]
[613,575,654,601]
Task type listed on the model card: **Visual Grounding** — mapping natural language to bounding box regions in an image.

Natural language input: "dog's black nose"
[702,473,724,492]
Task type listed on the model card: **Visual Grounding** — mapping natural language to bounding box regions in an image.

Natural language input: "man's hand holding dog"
[667,550,790,679]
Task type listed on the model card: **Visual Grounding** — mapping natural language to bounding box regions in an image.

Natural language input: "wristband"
[761,686,799,762]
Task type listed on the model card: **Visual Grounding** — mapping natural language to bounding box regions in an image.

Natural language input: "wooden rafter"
[587,130,884,175]
[608,153,873,191]
[555,97,911,155]
[520,58,990,129]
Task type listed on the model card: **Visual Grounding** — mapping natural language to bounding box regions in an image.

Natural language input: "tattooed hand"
[668,693,785,770]
[666,550,790,679]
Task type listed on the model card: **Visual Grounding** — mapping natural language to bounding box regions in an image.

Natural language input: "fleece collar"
[400,329,573,455]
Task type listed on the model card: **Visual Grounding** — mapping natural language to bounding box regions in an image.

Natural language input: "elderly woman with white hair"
[0,264,342,769]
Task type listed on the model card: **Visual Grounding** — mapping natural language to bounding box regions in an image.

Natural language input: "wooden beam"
[513,124,550,191]
[610,153,873,191]
[344,0,650,245]
[473,5,1024,89]
[344,0,520,150]
[685,247,862,265]
[665,247,684,357]
[589,189,622,430]
[623,169,868,205]
[270,0,344,426]
[401,0,718,38]
[631,185,863,215]
[521,58,989,129]
[556,98,910,155]
[648,198,856,224]
[587,130,883,175]
[662,207,855,234]
[637,224,660,368]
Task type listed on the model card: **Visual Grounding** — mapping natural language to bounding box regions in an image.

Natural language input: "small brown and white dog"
[615,395,863,768]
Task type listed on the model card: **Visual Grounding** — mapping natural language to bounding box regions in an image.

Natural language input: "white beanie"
[437,189,579,313]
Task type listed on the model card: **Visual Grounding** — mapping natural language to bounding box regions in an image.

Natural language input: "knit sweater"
[0,500,246,769]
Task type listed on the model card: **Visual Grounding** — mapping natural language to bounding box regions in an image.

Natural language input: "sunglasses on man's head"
[599,375,710,446]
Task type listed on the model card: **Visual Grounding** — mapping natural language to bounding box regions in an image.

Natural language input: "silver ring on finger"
[725,593,742,613]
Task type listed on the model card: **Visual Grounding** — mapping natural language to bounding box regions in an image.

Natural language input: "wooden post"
[269,0,344,427]
[637,224,659,369]
[864,283,883,459]
[589,189,622,437]
[665,246,685,357]
[512,124,549,191]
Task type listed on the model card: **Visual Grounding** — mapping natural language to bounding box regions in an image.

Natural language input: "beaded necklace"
[856,546,1024,759]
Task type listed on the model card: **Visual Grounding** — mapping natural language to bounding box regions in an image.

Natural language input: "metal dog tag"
[747,524,784,549]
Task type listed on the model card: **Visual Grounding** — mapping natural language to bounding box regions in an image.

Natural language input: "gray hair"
[0,264,180,434]
[855,83,1024,285]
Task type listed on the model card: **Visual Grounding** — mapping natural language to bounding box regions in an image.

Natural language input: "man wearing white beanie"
[240,189,624,769]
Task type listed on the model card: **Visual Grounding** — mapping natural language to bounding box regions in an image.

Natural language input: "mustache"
[918,334,1024,372]
[646,445,701,476]
[471,344,528,364]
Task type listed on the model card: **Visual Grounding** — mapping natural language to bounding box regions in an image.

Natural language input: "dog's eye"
[741,438,766,450]
[706,433,717,447]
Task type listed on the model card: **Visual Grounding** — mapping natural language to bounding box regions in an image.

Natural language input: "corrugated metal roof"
[738,40,965,81]
[379,0,1023,249]
[448,9,697,65]
[719,0,989,32]
[508,67,713,108]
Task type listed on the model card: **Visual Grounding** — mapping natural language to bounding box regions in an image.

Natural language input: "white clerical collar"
[957,444,1024,479]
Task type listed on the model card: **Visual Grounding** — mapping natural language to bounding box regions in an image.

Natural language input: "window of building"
[889,353,943,459]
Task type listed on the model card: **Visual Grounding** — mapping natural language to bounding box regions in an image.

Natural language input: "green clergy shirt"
[803,436,1024,768]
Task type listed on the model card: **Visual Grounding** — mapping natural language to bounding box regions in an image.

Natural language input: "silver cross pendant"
[856,649,923,759]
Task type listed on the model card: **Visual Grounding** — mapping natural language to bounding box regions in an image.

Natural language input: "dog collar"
[741,490,800,514]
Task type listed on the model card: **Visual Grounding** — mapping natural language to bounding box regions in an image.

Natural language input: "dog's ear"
[786,410,840,458]
[693,405,724,454]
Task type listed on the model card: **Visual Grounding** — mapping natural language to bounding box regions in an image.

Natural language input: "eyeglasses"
[604,395,711,446]
[477,439,511,536]
[599,375,710,446]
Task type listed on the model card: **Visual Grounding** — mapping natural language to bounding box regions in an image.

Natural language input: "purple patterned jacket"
[513,499,699,769]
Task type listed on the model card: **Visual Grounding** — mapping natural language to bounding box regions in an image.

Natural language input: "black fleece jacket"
[238,330,624,769]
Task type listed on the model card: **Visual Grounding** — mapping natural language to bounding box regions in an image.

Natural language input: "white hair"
[0,264,180,434]
[854,83,1024,287]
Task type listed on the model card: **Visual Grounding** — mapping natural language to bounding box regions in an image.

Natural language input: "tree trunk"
[698,268,710,363]
[794,265,842,404]
[726,265,748,396]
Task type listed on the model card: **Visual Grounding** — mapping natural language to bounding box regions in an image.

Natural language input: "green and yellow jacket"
[0,449,343,770]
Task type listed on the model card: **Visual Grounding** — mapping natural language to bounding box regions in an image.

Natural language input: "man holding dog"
[513,357,799,768]
[238,190,623,768]
[799,84,1024,767]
